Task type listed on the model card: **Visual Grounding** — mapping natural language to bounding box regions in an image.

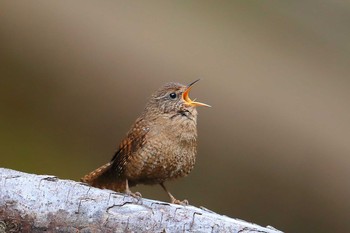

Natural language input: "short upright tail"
[80,162,126,192]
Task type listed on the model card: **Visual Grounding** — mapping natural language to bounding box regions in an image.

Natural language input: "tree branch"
[0,168,282,232]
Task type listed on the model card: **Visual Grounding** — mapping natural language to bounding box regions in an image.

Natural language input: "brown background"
[1,1,350,232]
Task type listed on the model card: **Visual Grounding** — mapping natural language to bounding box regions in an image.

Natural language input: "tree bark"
[0,168,282,233]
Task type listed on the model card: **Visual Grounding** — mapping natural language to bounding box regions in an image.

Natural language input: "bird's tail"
[80,162,126,192]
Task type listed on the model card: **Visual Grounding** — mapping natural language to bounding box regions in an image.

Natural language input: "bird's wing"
[111,118,149,176]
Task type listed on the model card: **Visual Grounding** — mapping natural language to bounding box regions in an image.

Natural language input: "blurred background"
[1,1,350,232]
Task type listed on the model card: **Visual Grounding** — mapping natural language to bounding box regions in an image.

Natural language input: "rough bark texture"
[0,168,283,233]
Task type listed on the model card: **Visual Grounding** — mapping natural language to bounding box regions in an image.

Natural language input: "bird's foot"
[126,190,142,198]
[160,183,189,205]
[171,198,189,206]
[125,179,142,200]
[132,191,142,198]
[125,190,142,204]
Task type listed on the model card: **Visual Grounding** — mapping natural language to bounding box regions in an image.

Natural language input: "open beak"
[182,79,211,107]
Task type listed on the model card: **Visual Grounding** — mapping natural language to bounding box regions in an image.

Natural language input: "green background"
[1,1,350,232]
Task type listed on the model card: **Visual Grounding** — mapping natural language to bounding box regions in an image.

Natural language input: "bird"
[80,79,210,204]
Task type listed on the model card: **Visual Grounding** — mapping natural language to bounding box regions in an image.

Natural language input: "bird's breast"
[125,118,198,184]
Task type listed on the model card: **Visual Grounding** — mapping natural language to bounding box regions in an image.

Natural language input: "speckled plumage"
[81,81,209,204]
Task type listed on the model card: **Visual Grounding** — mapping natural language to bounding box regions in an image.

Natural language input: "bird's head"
[145,79,210,121]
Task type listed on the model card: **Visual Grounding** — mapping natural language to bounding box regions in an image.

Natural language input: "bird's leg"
[125,179,142,198]
[160,183,188,205]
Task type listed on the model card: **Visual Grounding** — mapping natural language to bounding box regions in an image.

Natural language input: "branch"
[0,168,282,232]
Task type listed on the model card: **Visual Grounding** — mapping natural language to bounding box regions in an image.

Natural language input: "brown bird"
[81,80,210,204]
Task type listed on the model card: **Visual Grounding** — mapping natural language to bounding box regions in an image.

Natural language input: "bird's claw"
[126,190,142,199]
[172,198,189,205]
[132,191,142,198]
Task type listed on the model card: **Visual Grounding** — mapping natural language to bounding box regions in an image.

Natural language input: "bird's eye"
[169,92,177,99]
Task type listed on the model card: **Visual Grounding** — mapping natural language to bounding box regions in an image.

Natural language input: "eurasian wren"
[81,80,210,204]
